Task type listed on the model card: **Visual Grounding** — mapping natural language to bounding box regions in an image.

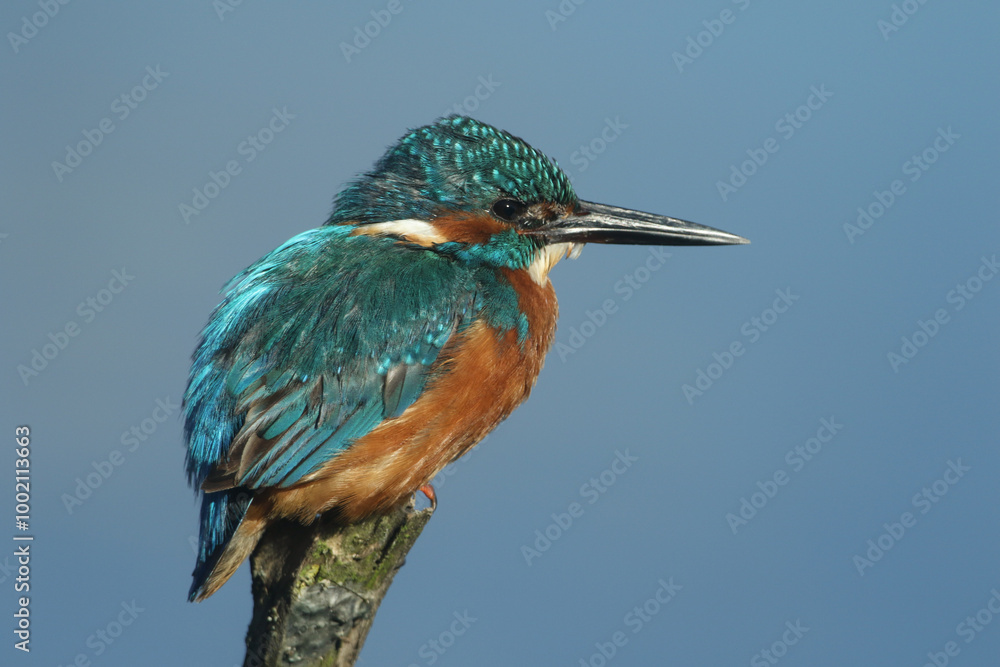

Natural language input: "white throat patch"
[527,242,584,285]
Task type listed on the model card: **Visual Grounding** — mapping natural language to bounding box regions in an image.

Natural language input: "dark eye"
[491,198,526,222]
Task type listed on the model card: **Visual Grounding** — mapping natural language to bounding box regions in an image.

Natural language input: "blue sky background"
[3,1,999,665]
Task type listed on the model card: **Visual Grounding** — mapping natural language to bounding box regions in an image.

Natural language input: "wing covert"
[184,226,479,493]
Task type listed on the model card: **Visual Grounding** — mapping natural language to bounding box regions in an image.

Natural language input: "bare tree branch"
[243,500,434,667]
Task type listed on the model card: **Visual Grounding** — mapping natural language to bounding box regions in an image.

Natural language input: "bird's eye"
[491,199,527,222]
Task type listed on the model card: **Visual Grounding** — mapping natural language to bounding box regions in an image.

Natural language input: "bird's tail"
[188,488,266,602]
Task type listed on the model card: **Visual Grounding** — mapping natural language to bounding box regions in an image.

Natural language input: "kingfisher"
[184,116,747,601]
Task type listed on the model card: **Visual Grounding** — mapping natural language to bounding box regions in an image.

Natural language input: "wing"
[184,226,479,493]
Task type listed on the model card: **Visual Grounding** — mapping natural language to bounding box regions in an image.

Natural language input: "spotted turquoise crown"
[328,116,577,225]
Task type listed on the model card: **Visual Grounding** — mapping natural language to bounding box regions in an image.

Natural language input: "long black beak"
[526,200,749,246]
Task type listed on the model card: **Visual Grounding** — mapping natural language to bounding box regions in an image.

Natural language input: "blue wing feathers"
[185,227,485,589]
[185,225,478,501]
[185,224,533,594]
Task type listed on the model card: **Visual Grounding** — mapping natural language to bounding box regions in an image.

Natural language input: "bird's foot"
[418,484,437,510]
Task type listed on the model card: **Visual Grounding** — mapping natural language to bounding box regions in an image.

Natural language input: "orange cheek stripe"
[430,211,507,245]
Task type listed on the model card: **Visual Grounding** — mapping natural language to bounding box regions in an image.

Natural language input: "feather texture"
[184,220,547,599]
[185,116,576,600]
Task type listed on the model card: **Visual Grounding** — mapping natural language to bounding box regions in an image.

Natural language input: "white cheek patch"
[527,242,584,285]
[355,219,447,246]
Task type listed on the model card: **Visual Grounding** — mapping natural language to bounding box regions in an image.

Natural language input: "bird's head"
[328,116,747,278]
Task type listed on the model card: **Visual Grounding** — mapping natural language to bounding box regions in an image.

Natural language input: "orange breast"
[265,266,559,523]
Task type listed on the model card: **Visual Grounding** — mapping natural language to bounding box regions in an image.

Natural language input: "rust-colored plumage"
[184,116,747,601]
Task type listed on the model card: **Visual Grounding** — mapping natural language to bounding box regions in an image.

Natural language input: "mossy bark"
[243,500,434,667]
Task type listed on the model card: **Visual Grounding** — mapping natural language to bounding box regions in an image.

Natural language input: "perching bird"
[184,116,747,601]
